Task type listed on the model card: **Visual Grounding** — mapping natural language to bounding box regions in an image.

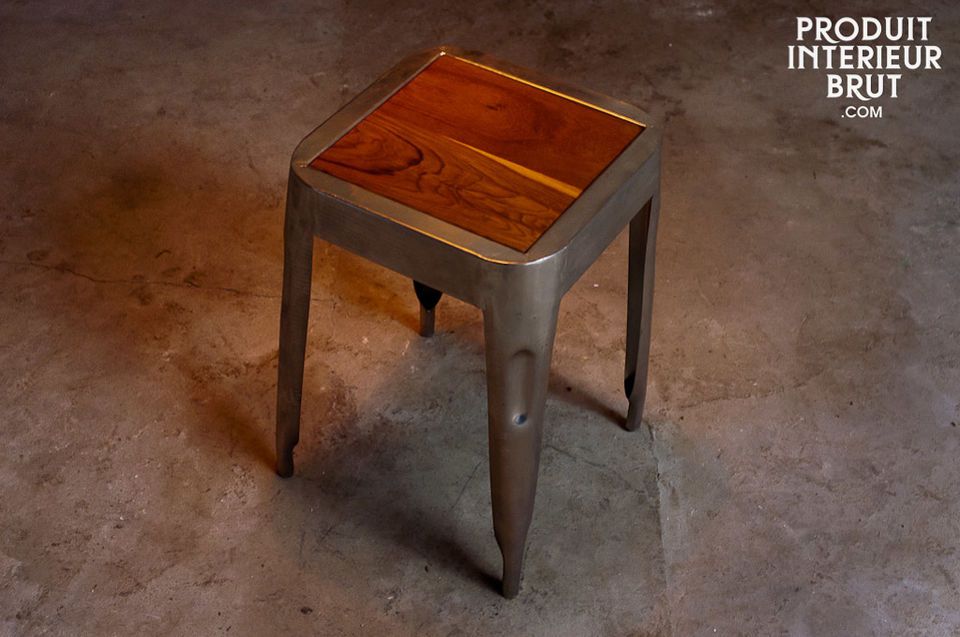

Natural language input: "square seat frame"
[276,45,661,599]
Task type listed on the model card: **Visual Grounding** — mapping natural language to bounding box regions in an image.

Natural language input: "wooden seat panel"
[310,55,643,252]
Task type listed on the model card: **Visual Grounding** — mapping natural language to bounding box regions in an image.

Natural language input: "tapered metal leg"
[624,191,660,432]
[275,196,314,477]
[413,280,443,337]
[483,297,559,598]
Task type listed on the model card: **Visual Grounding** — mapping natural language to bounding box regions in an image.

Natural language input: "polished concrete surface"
[2,1,959,635]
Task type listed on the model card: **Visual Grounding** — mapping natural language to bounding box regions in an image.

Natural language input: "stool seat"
[310,55,643,252]
[276,46,662,599]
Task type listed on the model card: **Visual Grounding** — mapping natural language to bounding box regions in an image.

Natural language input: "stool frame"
[275,45,661,598]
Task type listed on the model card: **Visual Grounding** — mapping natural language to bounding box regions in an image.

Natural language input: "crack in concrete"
[544,441,652,500]
[449,459,483,513]
[0,258,286,301]
[646,422,674,634]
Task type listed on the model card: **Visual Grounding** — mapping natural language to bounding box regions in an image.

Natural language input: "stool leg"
[276,201,314,478]
[483,299,559,598]
[624,191,660,432]
[413,280,443,337]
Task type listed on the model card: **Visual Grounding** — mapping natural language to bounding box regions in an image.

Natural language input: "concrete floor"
[2,1,959,635]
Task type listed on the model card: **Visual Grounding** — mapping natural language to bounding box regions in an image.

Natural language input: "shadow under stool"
[275,46,661,599]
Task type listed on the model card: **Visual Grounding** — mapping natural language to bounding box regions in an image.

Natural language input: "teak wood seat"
[276,46,661,599]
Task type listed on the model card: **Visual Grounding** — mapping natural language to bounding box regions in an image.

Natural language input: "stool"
[276,46,661,598]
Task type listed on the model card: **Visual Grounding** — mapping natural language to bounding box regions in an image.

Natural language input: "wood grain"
[311,55,643,252]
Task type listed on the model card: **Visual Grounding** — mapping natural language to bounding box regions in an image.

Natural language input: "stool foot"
[501,549,523,599]
[624,192,659,432]
[484,297,559,599]
[413,280,443,337]
[276,448,295,478]
[625,394,644,432]
[418,305,436,338]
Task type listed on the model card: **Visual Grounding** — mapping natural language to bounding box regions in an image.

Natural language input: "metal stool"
[276,46,661,598]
